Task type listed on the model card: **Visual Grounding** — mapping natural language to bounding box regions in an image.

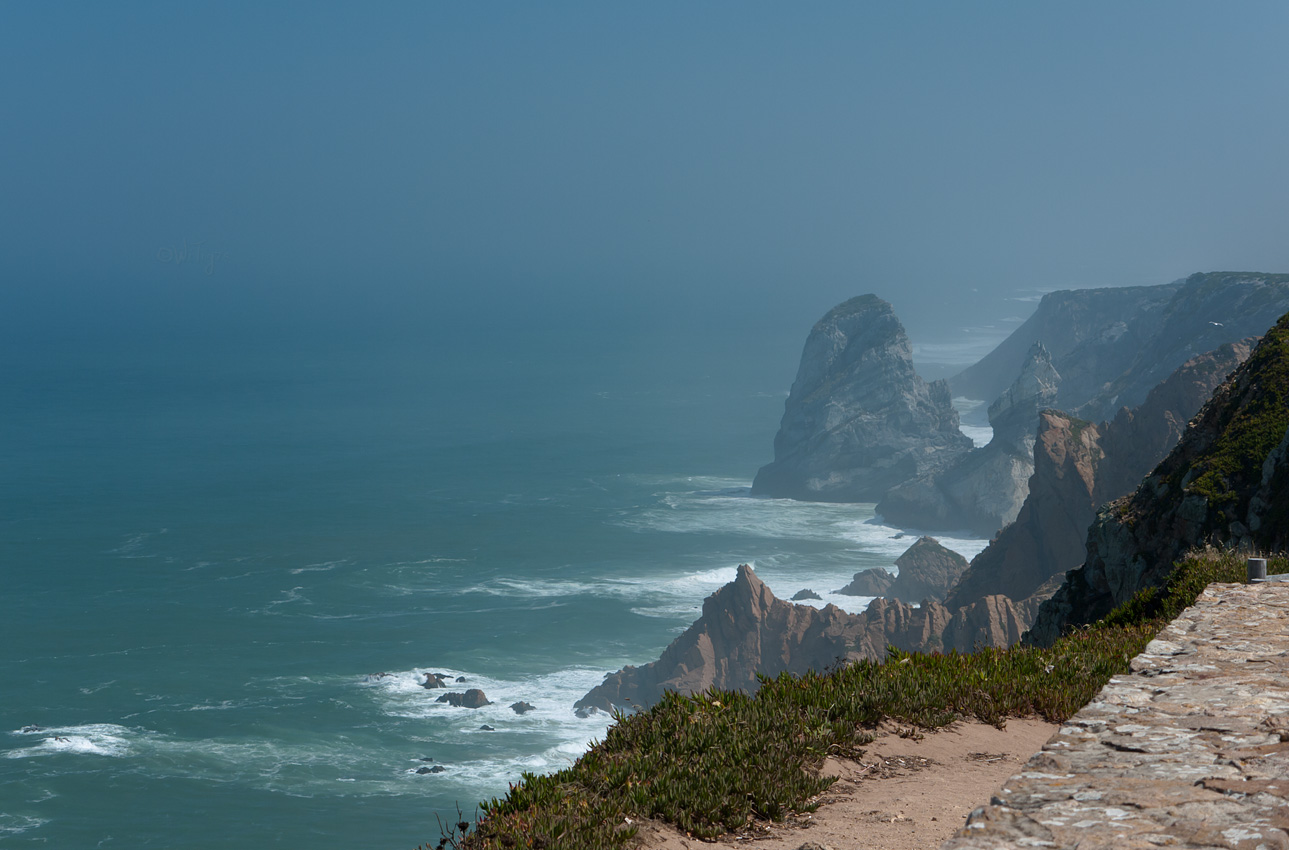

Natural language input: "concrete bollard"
[1248,557,1268,582]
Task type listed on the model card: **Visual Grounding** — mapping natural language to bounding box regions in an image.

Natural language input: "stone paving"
[942,582,1289,850]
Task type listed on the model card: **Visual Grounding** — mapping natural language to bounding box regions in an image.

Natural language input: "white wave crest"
[6,724,134,758]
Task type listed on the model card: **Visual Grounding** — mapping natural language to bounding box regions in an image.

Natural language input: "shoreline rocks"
[435,689,492,708]
[837,537,967,604]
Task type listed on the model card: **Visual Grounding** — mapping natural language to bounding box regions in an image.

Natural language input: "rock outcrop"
[1027,313,1289,645]
[950,272,1289,420]
[435,689,492,708]
[752,295,972,502]
[837,536,968,603]
[942,412,1104,612]
[576,565,870,713]
[951,282,1182,406]
[945,341,1251,618]
[577,564,1029,713]
[877,343,1060,534]
[835,568,895,597]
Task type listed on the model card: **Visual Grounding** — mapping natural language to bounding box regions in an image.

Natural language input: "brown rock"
[435,689,491,708]
[1029,321,1286,645]
[836,568,895,597]
[887,537,969,603]
[946,341,1250,625]
[577,565,1030,713]
[576,565,870,713]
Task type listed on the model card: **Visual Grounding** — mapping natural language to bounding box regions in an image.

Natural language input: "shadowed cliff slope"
[946,341,1251,614]
[951,272,1289,420]
[1028,313,1289,645]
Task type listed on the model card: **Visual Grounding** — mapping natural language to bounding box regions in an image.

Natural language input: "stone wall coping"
[942,581,1289,849]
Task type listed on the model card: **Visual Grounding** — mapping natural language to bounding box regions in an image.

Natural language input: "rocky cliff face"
[945,342,1251,617]
[1027,316,1289,646]
[577,564,1027,713]
[1093,339,1254,501]
[1077,273,1289,421]
[877,343,1060,534]
[837,536,968,603]
[950,273,1289,420]
[950,283,1181,405]
[752,295,972,502]
[943,411,1104,611]
[575,565,870,713]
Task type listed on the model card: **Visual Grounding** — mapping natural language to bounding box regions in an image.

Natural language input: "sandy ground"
[631,718,1058,850]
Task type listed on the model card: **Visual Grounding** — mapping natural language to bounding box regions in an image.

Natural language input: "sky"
[3,2,1289,351]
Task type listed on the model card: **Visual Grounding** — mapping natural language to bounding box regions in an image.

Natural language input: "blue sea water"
[0,315,995,849]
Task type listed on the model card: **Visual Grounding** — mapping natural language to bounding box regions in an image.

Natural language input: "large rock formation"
[951,282,1181,406]
[950,272,1289,420]
[876,343,1060,534]
[576,565,870,713]
[577,564,1028,713]
[1077,273,1289,420]
[945,341,1251,617]
[752,295,972,502]
[837,536,968,603]
[1027,314,1289,646]
[942,411,1104,612]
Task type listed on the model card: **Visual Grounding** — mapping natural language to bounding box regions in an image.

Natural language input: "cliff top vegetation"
[420,549,1278,850]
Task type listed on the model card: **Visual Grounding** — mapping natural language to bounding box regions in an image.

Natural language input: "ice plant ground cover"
[426,550,1277,850]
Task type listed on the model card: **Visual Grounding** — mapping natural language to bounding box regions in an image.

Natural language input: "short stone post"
[1248,557,1268,582]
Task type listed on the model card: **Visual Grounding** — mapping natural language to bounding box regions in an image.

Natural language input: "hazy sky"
[4,2,1289,347]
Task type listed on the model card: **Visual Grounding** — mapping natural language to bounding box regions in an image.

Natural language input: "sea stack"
[752,295,972,502]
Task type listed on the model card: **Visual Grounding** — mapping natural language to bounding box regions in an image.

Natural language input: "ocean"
[0,312,999,848]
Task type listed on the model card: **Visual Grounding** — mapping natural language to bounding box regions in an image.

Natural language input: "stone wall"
[944,581,1289,849]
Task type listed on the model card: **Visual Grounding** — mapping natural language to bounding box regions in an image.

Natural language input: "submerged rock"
[509,701,536,715]
[420,673,448,689]
[752,295,971,502]
[414,765,448,774]
[791,589,822,601]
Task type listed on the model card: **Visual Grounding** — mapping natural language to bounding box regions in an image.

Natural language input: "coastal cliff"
[877,342,1060,534]
[945,340,1250,613]
[1028,313,1289,645]
[752,295,972,502]
[950,272,1289,419]
[577,562,1026,714]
